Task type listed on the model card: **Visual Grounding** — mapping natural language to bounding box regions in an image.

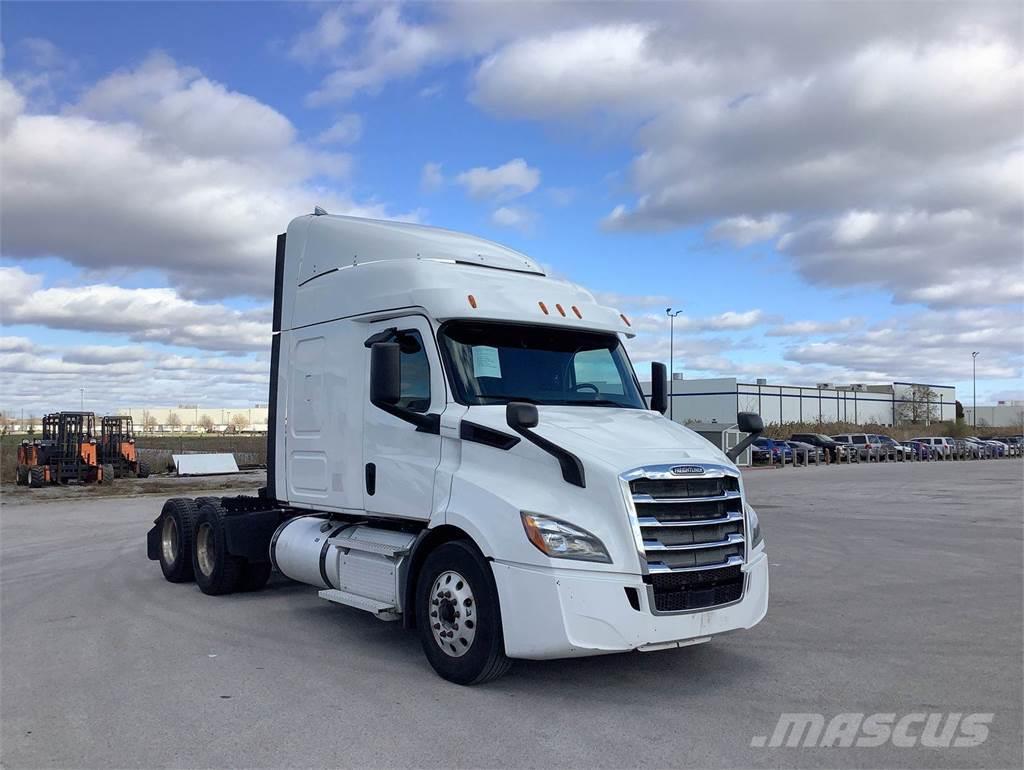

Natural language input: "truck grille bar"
[622,463,747,614]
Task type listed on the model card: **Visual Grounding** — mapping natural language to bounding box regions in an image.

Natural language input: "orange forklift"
[99,415,150,478]
[16,412,108,487]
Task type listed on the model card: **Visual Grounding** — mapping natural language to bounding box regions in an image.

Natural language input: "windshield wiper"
[572,399,632,408]
[477,394,540,404]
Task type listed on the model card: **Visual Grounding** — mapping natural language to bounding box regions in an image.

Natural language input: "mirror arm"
[727,427,764,462]
[506,403,585,487]
[371,399,440,434]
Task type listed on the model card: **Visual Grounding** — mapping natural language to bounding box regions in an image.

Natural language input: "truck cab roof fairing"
[279,215,634,338]
[296,214,544,284]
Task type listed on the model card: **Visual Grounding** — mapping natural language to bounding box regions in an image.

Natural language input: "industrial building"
[642,377,957,427]
[964,401,1024,429]
[116,405,268,433]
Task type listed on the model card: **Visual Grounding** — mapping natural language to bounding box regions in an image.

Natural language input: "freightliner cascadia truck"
[148,212,769,684]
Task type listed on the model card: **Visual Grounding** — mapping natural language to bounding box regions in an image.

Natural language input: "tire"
[192,501,243,596]
[136,461,150,479]
[29,466,45,488]
[237,561,273,592]
[16,465,27,485]
[416,540,512,685]
[158,498,198,582]
[101,464,114,484]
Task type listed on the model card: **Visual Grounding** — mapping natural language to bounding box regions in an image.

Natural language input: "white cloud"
[459,3,1024,309]
[289,5,349,65]
[490,205,535,232]
[317,113,363,145]
[420,161,444,192]
[306,5,446,104]
[0,54,406,299]
[455,158,540,200]
[62,345,150,365]
[710,214,788,246]
[766,318,862,337]
[1,266,269,352]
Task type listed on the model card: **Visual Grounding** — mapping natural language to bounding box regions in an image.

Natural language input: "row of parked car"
[751,432,1024,464]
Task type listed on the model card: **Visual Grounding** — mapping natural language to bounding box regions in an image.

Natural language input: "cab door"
[362,316,445,520]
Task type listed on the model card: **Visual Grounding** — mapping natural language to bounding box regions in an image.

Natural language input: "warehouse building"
[642,377,956,427]
[117,405,268,433]
[964,401,1024,429]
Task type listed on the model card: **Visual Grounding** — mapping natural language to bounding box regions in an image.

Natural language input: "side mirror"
[370,342,401,406]
[737,412,764,435]
[726,412,765,462]
[650,361,668,414]
[506,402,539,430]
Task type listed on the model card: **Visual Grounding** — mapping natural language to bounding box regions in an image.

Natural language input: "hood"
[463,405,733,472]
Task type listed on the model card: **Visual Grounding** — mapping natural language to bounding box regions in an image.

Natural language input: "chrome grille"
[623,464,746,614]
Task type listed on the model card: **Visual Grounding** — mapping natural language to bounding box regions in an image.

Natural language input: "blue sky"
[1,2,1021,419]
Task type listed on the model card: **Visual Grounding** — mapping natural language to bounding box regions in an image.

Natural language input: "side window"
[572,347,625,395]
[396,330,431,413]
[852,436,866,444]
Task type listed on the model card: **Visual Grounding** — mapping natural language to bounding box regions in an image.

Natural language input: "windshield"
[438,321,645,408]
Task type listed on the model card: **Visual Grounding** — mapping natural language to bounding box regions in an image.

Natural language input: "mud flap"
[146,522,160,561]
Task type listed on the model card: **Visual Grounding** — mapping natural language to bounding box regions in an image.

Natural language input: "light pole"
[972,352,979,427]
[665,308,683,420]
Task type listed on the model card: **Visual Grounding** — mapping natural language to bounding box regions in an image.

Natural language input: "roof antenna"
[313,205,328,216]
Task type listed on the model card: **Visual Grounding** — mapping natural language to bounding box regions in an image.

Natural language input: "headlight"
[520,512,611,563]
[745,503,764,548]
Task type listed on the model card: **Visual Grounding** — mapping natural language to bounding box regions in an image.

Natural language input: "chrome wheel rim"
[161,515,179,565]
[429,570,476,657]
[196,522,216,577]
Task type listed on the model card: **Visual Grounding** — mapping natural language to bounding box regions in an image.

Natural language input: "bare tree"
[895,384,938,425]
[167,411,182,432]
[230,412,250,432]
[143,414,158,432]
[198,414,215,433]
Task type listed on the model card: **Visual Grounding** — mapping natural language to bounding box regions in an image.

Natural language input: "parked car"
[903,439,936,460]
[996,436,1022,456]
[873,434,911,460]
[784,440,822,462]
[910,436,957,459]
[831,433,886,460]
[789,433,848,461]
[753,437,792,464]
[964,437,998,458]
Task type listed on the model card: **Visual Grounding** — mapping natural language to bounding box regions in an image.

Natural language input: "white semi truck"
[148,212,769,684]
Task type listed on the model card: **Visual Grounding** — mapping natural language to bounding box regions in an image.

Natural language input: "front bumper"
[491,550,768,659]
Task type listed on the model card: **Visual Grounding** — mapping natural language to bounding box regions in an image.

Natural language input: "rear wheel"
[29,466,45,488]
[158,498,198,582]
[101,464,114,484]
[416,541,511,685]
[16,465,27,485]
[192,502,243,596]
[136,461,150,479]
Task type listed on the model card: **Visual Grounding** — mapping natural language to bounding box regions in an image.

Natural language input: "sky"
[1,1,1022,419]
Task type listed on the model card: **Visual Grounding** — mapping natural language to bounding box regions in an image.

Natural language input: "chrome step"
[318,589,400,620]
[329,535,410,557]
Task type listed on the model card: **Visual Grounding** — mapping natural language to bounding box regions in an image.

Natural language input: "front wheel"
[416,541,511,685]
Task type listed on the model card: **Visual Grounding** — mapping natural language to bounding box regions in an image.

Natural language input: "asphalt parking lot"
[2,461,1021,769]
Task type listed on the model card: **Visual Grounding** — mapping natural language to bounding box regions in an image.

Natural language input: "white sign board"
[173,453,240,476]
